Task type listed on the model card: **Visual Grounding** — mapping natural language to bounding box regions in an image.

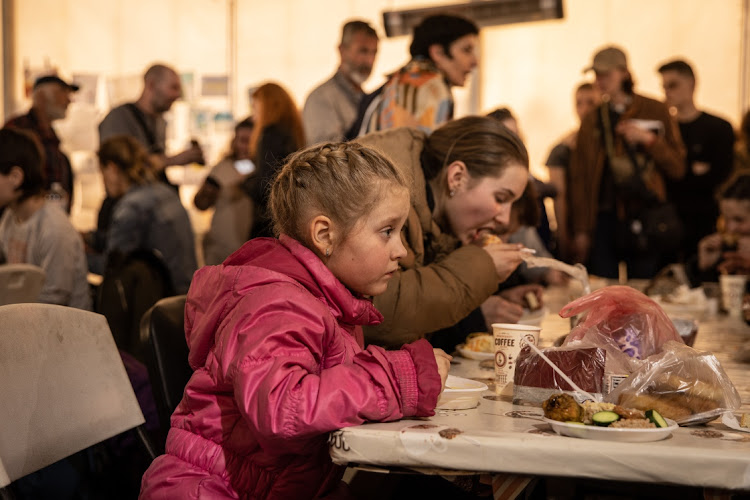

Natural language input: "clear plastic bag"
[560,286,683,359]
[605,341,742,425]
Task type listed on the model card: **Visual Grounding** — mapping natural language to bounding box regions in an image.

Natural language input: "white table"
[331,286,750,491]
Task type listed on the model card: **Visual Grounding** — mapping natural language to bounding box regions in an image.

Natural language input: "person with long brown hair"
[242,82,305,238]
[356,116,530,348]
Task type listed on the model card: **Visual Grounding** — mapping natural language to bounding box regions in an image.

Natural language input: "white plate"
[456,344,494,360]
[437,375,489,410]
[544,417,678,442]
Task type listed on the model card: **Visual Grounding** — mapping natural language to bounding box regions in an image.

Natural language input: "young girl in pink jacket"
[139,142,451,499]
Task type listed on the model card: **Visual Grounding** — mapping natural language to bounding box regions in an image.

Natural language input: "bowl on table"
[671,317,699,347]
[436,375,488,410]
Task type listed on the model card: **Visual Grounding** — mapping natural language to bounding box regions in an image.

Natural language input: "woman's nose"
[494,204,511,226]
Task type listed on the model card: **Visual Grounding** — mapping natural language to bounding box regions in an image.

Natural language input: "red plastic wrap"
[560,286,683,359]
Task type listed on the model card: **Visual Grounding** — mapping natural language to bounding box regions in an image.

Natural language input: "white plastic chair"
[0,264,46,305]
[0,303,145,487]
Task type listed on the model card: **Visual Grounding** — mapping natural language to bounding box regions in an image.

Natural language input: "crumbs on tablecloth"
[439,428,463,439]
[404,424,438,431]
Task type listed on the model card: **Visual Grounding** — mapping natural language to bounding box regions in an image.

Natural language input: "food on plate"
[645,409,668,428]
[609,418,657,429]
[542,393,583,422]
[464,332,493,353]
[591,410,620,427]
[513,346,610,406]
[581,401,615,423]
[741,413,750,428]
[617,372,723,422]
[543,394,666,429]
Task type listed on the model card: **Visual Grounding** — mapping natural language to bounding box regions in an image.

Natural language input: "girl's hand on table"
[433,348,452,393]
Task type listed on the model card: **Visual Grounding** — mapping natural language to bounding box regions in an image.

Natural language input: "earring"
[449,189,456,197]
[325,248,330,257]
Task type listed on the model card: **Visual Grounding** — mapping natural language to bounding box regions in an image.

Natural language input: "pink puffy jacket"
[140,235,441,499]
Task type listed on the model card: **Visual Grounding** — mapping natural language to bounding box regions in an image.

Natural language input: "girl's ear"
[445,160,468,193]
[308,214,334,259]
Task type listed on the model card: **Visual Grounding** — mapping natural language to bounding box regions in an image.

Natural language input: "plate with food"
[457,333,494,360]
[542,394,677,442]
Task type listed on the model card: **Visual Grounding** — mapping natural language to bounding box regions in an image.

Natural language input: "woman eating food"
[356,116,530,348]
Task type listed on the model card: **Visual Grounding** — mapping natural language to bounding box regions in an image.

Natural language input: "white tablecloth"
[331,286,750,491]
[331,392,750,489]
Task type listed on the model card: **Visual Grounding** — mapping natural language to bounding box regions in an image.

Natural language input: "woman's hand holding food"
[481,295,523,327]
[697,233,723,271]
[433,348,452,393]
[481,242,524,282]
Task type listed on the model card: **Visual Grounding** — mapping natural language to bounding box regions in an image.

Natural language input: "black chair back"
[98,249,175,361]
[140,295,191,451]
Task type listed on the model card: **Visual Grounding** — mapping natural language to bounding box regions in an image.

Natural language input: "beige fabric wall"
[480,0,744,177]
[8,0,746,179]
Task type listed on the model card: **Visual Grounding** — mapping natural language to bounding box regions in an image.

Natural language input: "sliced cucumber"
[645,409,668,428]
[592,410,620,427]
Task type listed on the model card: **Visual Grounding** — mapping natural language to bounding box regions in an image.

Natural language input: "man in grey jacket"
[302,20,378,145]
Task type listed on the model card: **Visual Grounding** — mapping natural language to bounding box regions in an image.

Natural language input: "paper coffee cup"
[720,274,748,318]
[492,323,541,394]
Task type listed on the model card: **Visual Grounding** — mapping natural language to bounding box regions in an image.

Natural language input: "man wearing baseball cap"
[3,75,79,212]
[568,45,685,279]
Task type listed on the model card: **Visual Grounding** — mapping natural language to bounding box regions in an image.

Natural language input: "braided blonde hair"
[270,142,408,243]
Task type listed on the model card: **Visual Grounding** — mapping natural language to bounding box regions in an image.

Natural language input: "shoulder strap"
[125,103,159,152]
[600,103,616,162]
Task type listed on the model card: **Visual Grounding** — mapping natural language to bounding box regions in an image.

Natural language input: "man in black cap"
[3,75,78,212]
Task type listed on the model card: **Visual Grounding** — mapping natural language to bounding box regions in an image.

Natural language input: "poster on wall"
[71,73,99,106]
[180,72,195,103]
[201,75,229,97]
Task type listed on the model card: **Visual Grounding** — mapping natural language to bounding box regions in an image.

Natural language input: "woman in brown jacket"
[569,46,685,279]
[357,116,530,348]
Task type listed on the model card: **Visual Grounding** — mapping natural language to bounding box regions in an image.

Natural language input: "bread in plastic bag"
[605,341,741,425]
[560,286,683,359]
[512,344,607,406]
